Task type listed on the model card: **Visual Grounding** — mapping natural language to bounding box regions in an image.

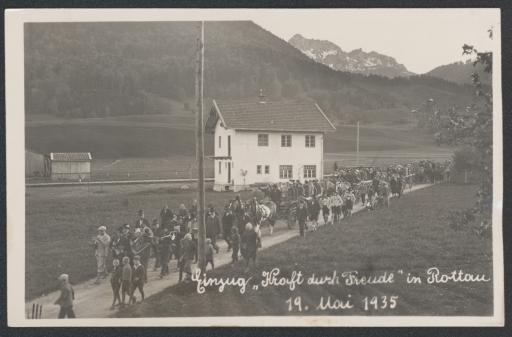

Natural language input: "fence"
[27,303,43,319]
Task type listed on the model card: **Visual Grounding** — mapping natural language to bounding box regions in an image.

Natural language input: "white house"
[205,96,336,192]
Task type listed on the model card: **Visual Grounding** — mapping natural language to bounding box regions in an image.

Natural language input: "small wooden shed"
[46,152,92,181]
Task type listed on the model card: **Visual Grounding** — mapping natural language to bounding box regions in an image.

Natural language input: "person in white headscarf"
[93,225,111,283]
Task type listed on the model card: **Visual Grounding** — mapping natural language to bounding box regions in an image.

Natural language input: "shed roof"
[205,99,336,133]
[49,152,92,162]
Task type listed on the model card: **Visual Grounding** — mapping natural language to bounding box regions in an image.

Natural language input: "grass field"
[25,114,450,181]
[25,115,440,160]
[25,184,263,300]
[113,184,493,317]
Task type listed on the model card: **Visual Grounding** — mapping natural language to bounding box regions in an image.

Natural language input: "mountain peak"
[288,34,414,78]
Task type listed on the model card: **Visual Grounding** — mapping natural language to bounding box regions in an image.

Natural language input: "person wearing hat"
[158,227,172,278]
[118,224,133,263]
[160,204,174,230]
[134,209,150,229]
[296,200,309,238]
[221,204,234,251]
[54,274,75,318]
[93,225,111,283]
[205,205,220,253]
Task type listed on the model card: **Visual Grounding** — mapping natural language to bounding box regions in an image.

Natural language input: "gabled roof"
[205,99,336,133]
[49,152,92,162]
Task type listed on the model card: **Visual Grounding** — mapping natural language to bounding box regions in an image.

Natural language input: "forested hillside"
[25,21,474,124]
[425,60,491,86]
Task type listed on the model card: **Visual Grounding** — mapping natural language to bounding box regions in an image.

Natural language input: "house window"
[279,165,293,179]
[258,134,269,146]
[218,136,222,148]
[218,161,222,174]
[257,165,262,174]
[265,165,270,174]
[304,165,317,178]
[305,135,316,148]
[281,135,292,147]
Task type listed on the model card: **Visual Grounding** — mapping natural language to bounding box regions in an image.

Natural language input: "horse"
[246,198,277,236]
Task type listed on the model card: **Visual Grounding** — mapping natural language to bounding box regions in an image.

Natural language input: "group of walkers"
[262,160,452,237]
[54,159,451,318]
[86,202,264,311]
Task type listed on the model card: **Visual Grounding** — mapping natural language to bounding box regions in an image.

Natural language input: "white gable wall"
[213,122,324,191]
[213,119,236,191]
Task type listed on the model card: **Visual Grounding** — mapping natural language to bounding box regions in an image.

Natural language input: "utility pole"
[356,121,360,166]
[195,21,206,273]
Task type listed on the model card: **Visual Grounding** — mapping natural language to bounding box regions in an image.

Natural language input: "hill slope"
[425,60,491,85]
[25,21,474,124]
[288,33,414,78]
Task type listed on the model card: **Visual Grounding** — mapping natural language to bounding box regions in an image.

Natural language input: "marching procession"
[54,160,451,317]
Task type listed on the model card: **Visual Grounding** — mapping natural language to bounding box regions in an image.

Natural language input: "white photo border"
[5,8,504,327]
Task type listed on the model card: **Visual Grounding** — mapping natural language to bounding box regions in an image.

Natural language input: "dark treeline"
[25,21,474,123]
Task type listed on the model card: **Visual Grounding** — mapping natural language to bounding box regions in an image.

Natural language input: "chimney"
[259,89,266,103]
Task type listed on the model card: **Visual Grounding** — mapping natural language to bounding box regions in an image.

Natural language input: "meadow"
[25,184,262,300]
[114,184,493,317]
[25,114,440,160]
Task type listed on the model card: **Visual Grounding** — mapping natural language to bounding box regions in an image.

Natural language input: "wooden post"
[195,21,206,273]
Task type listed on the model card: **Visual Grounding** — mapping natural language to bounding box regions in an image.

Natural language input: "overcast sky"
[248,9,500,74]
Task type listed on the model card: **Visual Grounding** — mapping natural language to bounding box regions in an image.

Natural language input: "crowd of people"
[54,160,451,318]
[86,203,264,311]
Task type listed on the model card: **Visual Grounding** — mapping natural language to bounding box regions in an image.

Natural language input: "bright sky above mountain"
[249,9,500,74]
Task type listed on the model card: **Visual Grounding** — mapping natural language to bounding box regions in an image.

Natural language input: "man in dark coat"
[222,205,234,251]
[160,205,174,230]
[177,204,190,233]
[313,180,322,197]
[158,228,172,278]
[54,274,75,318]
[238,211,251,235]
[270,185,282,212]
[297,201,308,238]
[117,224,133,263]
[205,205,220,253]
[134,209,150,229]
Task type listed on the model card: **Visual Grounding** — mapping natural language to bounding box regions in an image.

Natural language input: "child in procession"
[130,255,145,304]
[110,258,122,309]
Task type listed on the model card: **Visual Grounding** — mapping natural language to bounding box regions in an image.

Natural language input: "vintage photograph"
[6,8,503,326]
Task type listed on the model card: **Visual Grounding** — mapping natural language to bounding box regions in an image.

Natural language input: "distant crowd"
[53,159,452,318]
